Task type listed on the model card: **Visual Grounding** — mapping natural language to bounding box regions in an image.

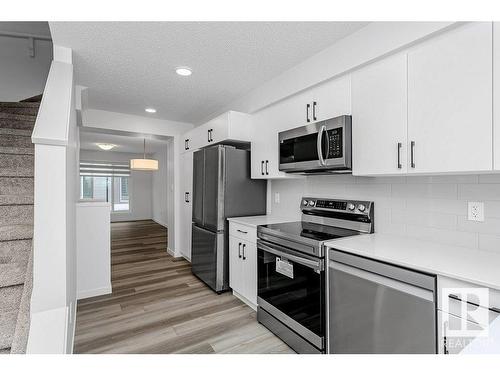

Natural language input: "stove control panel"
[301,197,373,215]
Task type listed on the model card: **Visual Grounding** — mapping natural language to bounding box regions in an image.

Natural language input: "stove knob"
[347,203,355,211]
[308,200,315,207]
[303,200,309,206]
[357,204,366,212]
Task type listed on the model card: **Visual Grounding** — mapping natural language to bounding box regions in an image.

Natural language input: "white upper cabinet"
[251,75,350,179]
[352,53,408,175]
[494,22,500,170]
[182,111,252,153]
[407,22,493,174]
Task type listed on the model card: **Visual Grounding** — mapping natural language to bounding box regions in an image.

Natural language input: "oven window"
[257,248,325,337]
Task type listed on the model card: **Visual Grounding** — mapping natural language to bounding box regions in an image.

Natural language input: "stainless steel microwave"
[278,115,352,174]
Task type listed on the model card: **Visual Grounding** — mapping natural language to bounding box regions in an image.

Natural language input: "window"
[79,161,130,212]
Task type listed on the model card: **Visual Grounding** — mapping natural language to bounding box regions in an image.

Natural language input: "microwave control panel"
[326,128,343,158]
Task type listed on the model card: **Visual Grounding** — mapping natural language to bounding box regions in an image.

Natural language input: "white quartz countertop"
[227,215,296,228]
[324,234,500,290]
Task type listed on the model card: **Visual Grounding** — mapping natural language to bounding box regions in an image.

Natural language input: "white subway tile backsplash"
[478,234,500,254]
[392,183,458,199]
[458,184,500,201]
[269,174,500,251]
[457,216,500,235]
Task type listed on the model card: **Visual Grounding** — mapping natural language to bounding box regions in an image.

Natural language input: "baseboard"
[77,285,112,300]
[167,247,176,256]
[68,302,77,354]
[233,290,257,311]
[152,218,168,228]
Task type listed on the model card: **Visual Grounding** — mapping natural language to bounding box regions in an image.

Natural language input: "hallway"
[73,220,293,354]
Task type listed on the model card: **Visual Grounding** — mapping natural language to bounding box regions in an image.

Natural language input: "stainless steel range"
[256,197,374,354]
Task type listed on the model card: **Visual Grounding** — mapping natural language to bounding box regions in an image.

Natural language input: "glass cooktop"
[259,221,360,243]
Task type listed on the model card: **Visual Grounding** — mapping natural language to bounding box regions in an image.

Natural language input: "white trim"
[152,218,168,228]
[77,285,112,300]
[69,302,77,354]
[232,291,257,311]
[167,247,176,257]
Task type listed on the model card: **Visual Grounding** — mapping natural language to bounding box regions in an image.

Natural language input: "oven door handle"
[258,241,323,271]
[317,125,328,166]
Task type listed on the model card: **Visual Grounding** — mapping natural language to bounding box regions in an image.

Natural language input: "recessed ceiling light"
[96,143,117,151]
[145,108,157,113]
[176,67,192,76]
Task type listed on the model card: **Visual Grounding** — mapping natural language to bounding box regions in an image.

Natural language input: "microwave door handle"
[317,125,327,166]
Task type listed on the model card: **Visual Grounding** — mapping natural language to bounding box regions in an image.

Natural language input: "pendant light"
[130,139,159,171]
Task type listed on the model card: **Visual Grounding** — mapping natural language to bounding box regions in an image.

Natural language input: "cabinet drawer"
[437,276,500,314]
[229,222,257,243]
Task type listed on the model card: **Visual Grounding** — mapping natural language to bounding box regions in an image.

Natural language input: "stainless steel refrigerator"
[191,145,267,293]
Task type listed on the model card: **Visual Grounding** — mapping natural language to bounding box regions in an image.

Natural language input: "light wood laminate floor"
[74,220,294,354]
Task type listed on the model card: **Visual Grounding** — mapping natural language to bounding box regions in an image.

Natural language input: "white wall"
[152,144,169,227]
[79,150,154,222]
[269,175,500,254]
[76,202,111,300]
[166,138,176,254]
[0,35,52,101]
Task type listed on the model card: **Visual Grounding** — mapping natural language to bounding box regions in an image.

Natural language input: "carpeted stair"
[0,100,38,354]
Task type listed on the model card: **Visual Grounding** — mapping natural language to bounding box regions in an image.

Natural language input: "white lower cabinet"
[229,223,258,309]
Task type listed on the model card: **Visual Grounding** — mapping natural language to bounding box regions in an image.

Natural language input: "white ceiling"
[79,131,168,154]
[49,22,368,124]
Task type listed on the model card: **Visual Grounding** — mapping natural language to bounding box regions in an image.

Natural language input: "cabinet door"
[408,22,493,174]
[241,241,257,306]
[179,152,193,260]
[229,236,243,293]
[310,75,351,122]
[352,53,408,175]
[205,113,229,146]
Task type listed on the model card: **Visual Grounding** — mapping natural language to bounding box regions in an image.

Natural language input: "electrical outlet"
[468,202,484,222]
[274,192,280,204]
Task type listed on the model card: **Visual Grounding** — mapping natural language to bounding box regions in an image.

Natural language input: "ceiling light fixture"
[145,108,157,113]
[130,139,159,171]
[96,143,117,151]
[175,66,192,76]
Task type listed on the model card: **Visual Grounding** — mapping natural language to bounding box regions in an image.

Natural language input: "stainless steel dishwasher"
[327,249,437,354]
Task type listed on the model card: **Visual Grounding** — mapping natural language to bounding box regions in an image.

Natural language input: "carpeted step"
[0,239,31,266]
[0,263,26,288]
[0,195,33,206]
[0,225,33,242]
[0,134,34,155]
[0,154,34,177]
[0,103,40,116]
[0,128,33,137]
[0,310,18,351]
[0,112,36,122]
[0,286,23,312]
[0,205,33,226]
[0,177,34,196]
[10,251,32,354]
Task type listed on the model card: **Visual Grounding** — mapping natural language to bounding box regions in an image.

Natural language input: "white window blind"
[79,161,131,177]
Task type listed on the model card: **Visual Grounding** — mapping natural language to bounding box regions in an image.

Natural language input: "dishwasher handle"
[330,260,435,302]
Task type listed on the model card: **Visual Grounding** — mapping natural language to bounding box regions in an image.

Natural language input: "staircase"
[0,100,39,354]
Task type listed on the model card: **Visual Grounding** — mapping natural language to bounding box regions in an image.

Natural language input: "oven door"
[278,115,351,173]
[257,239,325,350]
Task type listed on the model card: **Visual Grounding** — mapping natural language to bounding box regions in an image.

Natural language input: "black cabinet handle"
[208,129,213,142]
[238,243,242,258]
[185,192,190,202]
[261,160,264,175]
[265,160,269,175]
[306,103,311,122]
[312,101,317,121]
[242,244,246,260]
[237,229,248,234]
[397,142,402,169]
[410,141,415,168]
